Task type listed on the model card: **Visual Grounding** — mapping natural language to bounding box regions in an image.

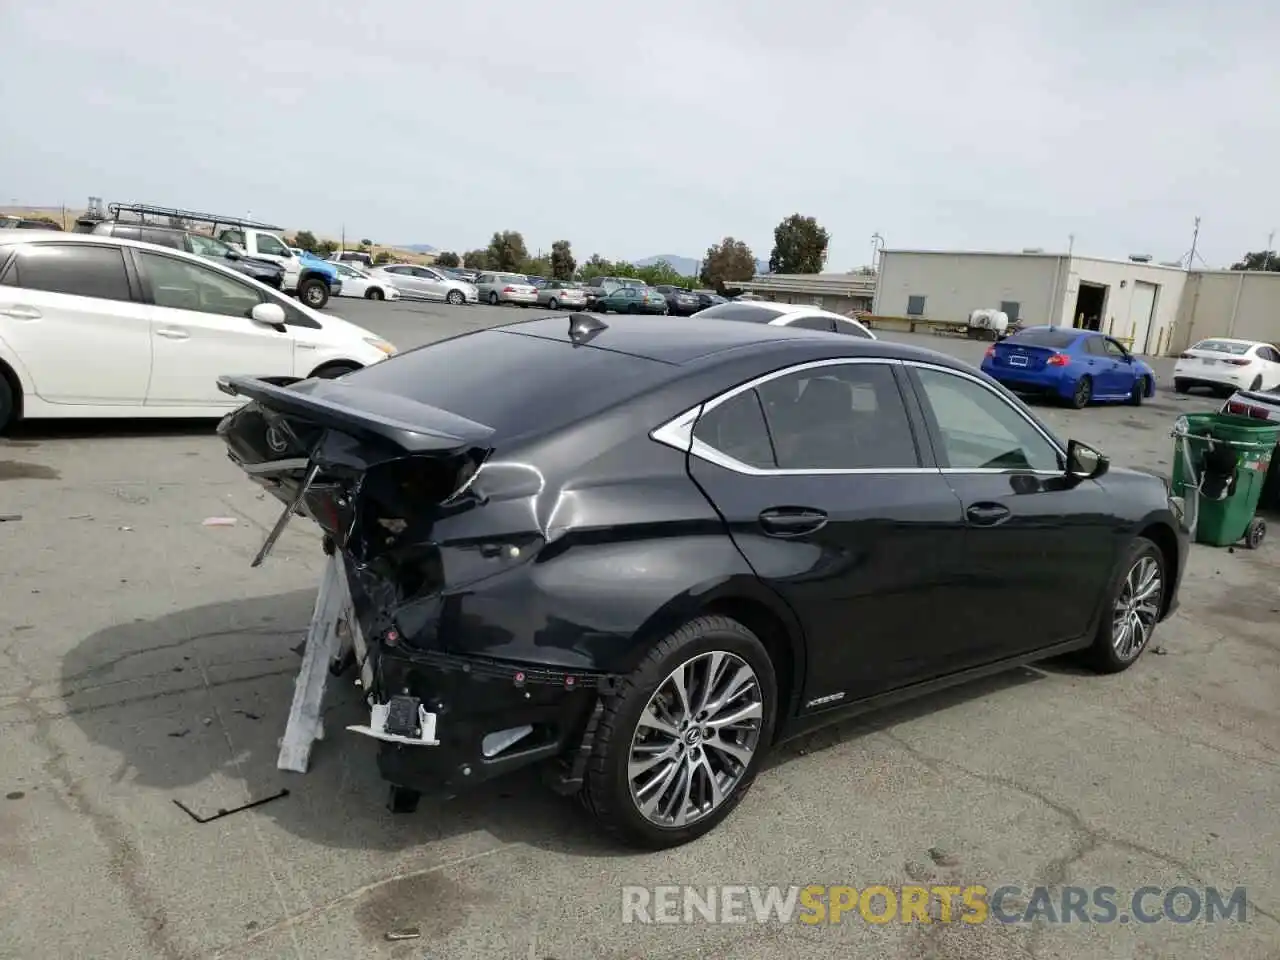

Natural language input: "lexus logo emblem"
[266,426,289,453]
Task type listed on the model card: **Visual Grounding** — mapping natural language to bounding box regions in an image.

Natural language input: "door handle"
[965,502,1011,526]
[0,305,41,320]
[758,507,828,537]
[155,327,190,340]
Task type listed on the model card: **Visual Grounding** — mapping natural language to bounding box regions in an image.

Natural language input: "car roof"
[494,313,965,368]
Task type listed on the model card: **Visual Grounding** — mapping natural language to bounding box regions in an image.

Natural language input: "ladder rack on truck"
[106,202,283,233]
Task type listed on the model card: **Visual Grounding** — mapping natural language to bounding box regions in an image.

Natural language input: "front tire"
[298,277,329,309]
[581,615,777,849]
[365,288,384,301]
[1085,536,1165,673]
[1174,378,1190,394]
[1129,376,1148,406]
[446,289,465,305]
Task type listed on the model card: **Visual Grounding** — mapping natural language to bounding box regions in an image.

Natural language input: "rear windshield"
[1193,339,1250,355]
[1007,328,1079,349]
[339,328,674,442]
[694,302,787,323]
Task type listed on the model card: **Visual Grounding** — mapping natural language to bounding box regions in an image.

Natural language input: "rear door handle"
[0,305,42,320]
[759,507,828,537]
[966,502,1011,527]
[155,327,190,340]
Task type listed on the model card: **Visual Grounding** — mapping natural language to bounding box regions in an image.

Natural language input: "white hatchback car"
[1173,337,1280,395]
[331,261,401,301]
[690,300,877,339]
[0,231,396,432]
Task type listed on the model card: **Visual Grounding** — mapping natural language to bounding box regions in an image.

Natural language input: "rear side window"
[787,315,836,332]
[692,390,775,469]
[695,303,787,323]
[1009,328,1078,349]
[736,362,920,470]
[0,243,132,302]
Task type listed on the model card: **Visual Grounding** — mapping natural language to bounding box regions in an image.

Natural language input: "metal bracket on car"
[348,701,441,747]
[251,462,320,567]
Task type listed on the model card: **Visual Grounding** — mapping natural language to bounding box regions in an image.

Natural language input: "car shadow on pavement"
[61,591,1049,859]
[10,418,218,440]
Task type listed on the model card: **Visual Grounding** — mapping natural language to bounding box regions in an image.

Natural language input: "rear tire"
[580,615,777,849]
[488,292,499,305]
[1085,536,1166,674]
[0,375,15,434]
[548,297,560,310]
[1174,379,1190,394]
[365,288,385,301]
[1071,375,1093,409]
[298,277,329,309]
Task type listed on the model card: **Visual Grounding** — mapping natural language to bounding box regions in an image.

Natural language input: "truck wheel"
[580,615,777,849]
[299,277,329,309]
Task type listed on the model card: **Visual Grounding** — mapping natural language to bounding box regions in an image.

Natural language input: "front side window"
[254,233,290,257]
[913,367,1061,472]
[218,229,245,247]
[137,251,264,318]
[2,243,132,301]
[1102,338,1128,358]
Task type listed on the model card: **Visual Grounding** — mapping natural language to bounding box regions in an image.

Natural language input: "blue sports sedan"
[981,326,1157,409]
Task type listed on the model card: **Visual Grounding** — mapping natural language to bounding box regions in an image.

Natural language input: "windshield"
[1007,328,1079,349]
[1193,339,1251,355]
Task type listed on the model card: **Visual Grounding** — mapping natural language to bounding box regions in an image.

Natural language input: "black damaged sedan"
[217,313,1188,849]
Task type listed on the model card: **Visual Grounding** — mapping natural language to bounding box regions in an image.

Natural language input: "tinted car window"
[834,318,874,339]
[1102,338,1128,357]
[140,227,184,250]
[692,390,775,469]
[913,367,1060,472]
[1084,337,1107,355]
[255,234,290,257]
[695,302,787,323]
[341,328,679,442]
[137,251,264,318]
[1009,328,1079,349]
[754,362,920,470]
[787,315,837,332]
[3,243,132,301]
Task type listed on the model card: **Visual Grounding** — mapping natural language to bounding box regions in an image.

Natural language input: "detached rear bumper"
[364,644,618,793]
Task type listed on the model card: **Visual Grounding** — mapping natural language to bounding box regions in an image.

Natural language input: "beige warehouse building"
[871,248,1280,357]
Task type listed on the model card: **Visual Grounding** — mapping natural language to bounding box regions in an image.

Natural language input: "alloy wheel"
[1074,377,1092,407]
[1112,555,1162,660]
[627,651,763,828]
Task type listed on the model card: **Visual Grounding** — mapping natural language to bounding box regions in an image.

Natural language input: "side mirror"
[250,302,287,328]
[1066,439,1109,479]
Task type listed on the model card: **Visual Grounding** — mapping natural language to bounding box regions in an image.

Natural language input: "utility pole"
[1186,216,1200,270]
[1263,229,1275,272]
[1067,233,1075,257]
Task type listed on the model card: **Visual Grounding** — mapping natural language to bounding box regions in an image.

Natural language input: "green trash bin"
[1170,413,1280,548]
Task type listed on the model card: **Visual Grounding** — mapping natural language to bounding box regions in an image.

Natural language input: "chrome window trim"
[650,355,1070,477]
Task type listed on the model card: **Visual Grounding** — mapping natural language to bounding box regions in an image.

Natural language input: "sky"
[2,1,1278,271]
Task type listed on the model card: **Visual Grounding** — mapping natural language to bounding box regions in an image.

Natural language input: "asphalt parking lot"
[2,301,1277,960]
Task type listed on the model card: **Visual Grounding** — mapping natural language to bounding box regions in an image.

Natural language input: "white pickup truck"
[215,226,340,309]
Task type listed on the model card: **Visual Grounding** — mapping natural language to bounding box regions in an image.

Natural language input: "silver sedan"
[367,264,478,305]
[536,280,589,310]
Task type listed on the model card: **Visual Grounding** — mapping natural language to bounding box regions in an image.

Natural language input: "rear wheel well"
[1139,522,1179,615]
[701,597,796,737]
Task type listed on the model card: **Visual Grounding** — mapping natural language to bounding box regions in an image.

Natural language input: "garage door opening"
[1072,283,1108,331]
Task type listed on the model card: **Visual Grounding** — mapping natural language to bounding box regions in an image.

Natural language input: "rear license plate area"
[1009,354,1029,367]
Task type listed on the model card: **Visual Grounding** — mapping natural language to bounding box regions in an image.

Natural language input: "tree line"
[286,213,833,292]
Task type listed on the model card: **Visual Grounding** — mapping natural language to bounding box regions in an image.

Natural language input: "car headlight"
[364,337,397,356]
